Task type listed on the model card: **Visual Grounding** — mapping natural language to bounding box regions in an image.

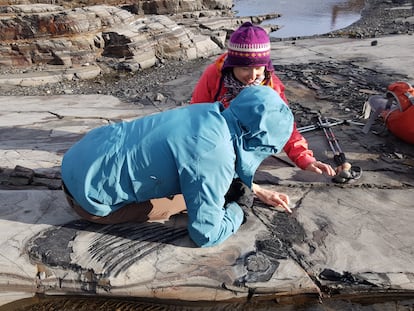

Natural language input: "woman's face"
[233,66,266,85]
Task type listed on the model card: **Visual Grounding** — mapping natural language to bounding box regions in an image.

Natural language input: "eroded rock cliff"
[0,0,265,85]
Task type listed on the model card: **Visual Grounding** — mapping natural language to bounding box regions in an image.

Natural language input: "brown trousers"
[62,183,187,224]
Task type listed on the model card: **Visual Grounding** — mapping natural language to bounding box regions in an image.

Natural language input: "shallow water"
[233,0,365,38]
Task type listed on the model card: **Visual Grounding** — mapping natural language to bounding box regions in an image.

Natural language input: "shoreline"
[270,0,413,41]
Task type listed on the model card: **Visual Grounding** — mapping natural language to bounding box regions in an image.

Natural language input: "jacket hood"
[221,85,294,187]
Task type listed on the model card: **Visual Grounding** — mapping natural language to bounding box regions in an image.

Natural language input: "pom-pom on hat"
[223,22,273,71]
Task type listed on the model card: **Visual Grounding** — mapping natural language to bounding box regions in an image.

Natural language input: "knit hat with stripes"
[223,22,272,71]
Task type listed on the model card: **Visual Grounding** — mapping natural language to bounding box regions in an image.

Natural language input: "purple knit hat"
[223,22,273,71]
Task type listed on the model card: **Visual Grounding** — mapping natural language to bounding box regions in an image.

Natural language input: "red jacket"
[190,53,316,170]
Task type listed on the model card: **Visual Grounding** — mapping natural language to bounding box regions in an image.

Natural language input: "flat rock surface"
[0,34,414,309]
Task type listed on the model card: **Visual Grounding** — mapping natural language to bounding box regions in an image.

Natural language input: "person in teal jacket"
[61,85,294,247]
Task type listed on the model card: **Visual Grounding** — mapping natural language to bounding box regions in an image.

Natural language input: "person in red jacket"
[191,22,335,213]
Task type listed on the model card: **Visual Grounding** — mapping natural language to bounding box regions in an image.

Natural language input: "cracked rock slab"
[0,190,318,303]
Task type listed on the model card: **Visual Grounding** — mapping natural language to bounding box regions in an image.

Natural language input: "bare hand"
[305,160,336,176]
[252,183,292,213]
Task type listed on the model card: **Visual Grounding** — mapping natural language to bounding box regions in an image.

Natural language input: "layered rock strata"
[0,3,231,74]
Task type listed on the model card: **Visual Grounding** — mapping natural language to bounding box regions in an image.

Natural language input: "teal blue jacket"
[61,86,293,247]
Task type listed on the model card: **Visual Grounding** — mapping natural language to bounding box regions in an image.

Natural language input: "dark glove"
[224,179,254,224]
[225,178,254,213]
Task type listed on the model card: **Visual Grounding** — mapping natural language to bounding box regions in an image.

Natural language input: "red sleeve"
[283,123,316,169]
[270,73,316,169]
[190,63,221,104]
[270,72,288,103]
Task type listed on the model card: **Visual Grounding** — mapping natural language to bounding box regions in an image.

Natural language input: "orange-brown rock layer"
[0,1,234,73]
